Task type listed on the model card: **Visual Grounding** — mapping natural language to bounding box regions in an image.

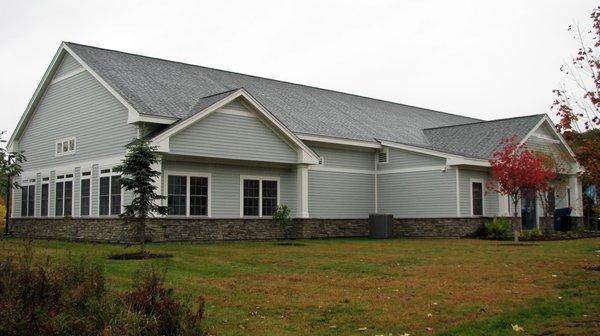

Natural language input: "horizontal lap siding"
[309,145,375,170]
[308,171,374,218]
[54,54,82,77]
[459,169,499,217]
[170,106,297,164]
[18,70,135,171]
[379,148,446,170]
[378,169,456,217]
[162,160,297,217]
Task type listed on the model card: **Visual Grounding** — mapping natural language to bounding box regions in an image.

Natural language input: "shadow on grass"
[274,242,307,246]
[108,251,173,260]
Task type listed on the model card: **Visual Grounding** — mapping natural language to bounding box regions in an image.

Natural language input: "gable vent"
[377,148,389,164]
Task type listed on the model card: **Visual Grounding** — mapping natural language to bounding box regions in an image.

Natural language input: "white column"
[569,174,583,216]
[296,164,309,218]
[498,194,510,217]
[151,157,164,214]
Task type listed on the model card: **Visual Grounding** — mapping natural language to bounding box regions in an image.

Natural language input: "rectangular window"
[80,179,90,216]
[55,180,73,217]
[55,136,76,156]
[167,175,187,216]
[190,176,208,216]
[472,181,483,216]
[20,185,35,217]
[41,183,49,217]
[243,179,260,216]
[262,180,278,216]
[242,178,278,217]
[99,174,121,216]
[55,181,64,216]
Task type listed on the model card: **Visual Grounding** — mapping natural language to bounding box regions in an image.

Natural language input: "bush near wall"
[0,245,206,336]
[0,197,5,233]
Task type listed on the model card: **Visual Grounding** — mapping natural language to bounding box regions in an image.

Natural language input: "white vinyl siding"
[308,145,374,170]
[459,169,499,217]
[54,53,83,78]
[308,171,374,218]
[378,147,446,171]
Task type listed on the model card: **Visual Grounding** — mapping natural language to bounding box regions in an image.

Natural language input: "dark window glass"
[262,180,278,216]
[168,175,187,215]
[20,185,34,217]
[110,176,121,215]
[190,176,208,216]
[99,177,110,216]
[472,182,483,216]
[64,181,72,216]
[80,179,90,216]
[41,184,49,217]
[55,182,64,217]
[243,179,260,216]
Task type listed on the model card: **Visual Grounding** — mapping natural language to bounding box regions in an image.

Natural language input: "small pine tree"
[114,137,167,253]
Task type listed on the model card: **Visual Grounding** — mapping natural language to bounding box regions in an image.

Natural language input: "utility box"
[369,214,393,238]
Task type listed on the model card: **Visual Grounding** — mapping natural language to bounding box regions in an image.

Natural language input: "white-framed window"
[99,168,122,216]
[55,174,74,217]
[470,179,484,217]
[377,148,389,164]
[240,176,280,217]
[55,136,76,156]
[41,182,49,217]
[164,171,211,217]
[20,181,35,217]
[80,171,91,216]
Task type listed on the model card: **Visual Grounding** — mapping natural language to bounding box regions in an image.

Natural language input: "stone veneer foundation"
[6,217,505,242]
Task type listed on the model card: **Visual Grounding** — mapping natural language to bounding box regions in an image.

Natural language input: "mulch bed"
[108,251,172,260]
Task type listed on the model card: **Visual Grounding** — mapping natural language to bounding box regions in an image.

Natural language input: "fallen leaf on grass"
[512,324,524,332]
[357,327,368,331]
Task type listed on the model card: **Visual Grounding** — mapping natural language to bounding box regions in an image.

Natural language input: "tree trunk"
[513,198,520,243]
[139,217,146,253]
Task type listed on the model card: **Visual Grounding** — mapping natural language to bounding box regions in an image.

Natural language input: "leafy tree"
[114,137,167,253]
[272,204,291,239]
[0,131,26,234]
[487,137,556,242]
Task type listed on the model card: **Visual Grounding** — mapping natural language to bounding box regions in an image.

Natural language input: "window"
[166,174,210,216]
[99,173,121,216]
[55,179,73,217]
[190,176,208,216]
[80,179,90,216]
[21,185,35,217]
[41,183,49,217]
[167,175,187,216]
[377,148,389,164]
[241,177,279,217]
[471,181,483,216]
[55,137,76,156]
[567,188,571,208]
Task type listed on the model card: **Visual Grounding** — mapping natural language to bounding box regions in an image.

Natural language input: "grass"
[0,237,598,335]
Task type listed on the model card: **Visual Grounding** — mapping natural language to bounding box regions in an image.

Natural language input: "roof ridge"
[423,113,546,131]
[65,41,481,122]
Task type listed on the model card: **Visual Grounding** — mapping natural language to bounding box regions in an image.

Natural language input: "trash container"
[369,214,393,238]
[554,208,572,232]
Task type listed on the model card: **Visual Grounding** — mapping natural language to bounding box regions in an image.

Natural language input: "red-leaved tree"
[488,137,556,242]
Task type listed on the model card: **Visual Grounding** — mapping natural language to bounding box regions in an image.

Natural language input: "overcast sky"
[0,0,597,140]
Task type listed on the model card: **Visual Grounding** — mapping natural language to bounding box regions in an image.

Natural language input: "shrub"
[272,204,291,227]
[0,244,205,336]
[485,217,511,239]
[519,228,543,240]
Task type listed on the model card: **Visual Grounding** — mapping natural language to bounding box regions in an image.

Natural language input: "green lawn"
[1,237,599,335]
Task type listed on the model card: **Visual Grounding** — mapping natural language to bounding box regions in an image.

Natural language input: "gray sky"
[0,0,597,140]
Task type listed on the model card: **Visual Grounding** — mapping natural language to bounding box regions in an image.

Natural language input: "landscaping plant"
[0,244,205,336]
[273,204,292,239]
[488,136,556,242]
[485,217,511,239]
[114,135,168,255]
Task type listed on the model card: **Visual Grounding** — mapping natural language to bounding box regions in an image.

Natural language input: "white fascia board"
[380,140,491,167]
[151,89,320,164]
[127,109,177,124]
[520,115,577,161]
[297,133,382,149]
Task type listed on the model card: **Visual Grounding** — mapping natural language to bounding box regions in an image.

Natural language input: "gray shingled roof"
[65,42,544,160]
[422,114,545,159]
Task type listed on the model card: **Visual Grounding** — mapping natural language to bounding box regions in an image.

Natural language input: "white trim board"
[308,165,447,175]
[469,178,485,217]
